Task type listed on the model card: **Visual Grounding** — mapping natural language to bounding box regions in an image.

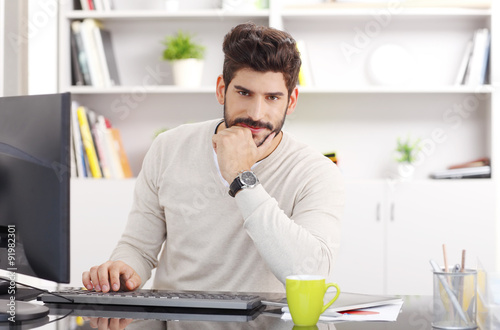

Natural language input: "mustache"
[232,118,273,131]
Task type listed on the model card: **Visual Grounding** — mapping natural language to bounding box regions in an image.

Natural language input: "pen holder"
[432,268,477,329]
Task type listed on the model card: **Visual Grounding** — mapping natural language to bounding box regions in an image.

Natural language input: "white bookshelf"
[58,0,500,290]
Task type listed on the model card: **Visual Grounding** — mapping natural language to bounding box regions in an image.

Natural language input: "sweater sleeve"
[236,160,344,285]
[109,138,167,287]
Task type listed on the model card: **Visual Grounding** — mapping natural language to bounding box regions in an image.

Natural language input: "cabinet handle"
[390,202,395,221]
[376,203,380,221]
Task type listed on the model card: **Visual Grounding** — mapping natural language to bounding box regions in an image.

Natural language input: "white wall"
[27,0,58,94]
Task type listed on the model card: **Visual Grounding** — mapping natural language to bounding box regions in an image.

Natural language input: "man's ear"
[216,75,225,105]
[286,86,299,115]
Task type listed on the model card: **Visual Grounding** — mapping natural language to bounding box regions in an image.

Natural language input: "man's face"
[217,68,298,147]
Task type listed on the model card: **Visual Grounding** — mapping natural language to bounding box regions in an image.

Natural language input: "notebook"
[262,291,403,312]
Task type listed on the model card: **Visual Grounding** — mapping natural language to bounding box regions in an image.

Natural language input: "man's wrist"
[229,170,259,197]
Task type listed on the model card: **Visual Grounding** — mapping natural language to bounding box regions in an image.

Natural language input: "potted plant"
[394,136,421,180]
[162,31,206,87]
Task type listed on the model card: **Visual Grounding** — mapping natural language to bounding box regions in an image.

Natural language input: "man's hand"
[85,317,134,330]
[212,125,276,183]
[82,260,141,293]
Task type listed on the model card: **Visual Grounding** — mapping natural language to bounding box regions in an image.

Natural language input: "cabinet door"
[70,179,136,286]
[332,181,386,294]
[386,181,496,295]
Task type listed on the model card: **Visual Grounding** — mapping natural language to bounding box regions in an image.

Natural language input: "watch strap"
[228,176,243,198]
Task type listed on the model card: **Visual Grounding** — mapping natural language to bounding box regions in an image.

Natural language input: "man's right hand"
[82,260,141,293]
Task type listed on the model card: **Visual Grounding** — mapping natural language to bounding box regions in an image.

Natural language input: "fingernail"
[102,285,109,292]
[95,285,101,292]
[86,284,93,290]
[113,283,119,291]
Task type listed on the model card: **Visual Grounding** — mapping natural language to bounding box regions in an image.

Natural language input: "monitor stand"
[0,299,49,322]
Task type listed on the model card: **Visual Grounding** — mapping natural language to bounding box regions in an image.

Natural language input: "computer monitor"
[0,92,71,321]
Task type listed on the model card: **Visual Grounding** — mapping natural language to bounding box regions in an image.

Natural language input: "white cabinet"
[332,181,386,294]
[386,180,496,295]
[334,180,496,295]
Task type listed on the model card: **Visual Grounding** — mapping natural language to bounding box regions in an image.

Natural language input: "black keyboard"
[38,289,262,310]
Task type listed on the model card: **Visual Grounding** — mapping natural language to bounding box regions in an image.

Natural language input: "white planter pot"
[165,0,179,11]
[171,59,204,87]
[397,162,415,181]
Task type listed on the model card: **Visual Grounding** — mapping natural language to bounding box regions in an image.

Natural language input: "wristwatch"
[229,171,259,197]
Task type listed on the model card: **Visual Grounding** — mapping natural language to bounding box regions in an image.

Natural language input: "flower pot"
[397,162,415,181]
[171,59,204,87]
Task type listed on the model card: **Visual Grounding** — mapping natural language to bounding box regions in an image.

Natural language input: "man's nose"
[247,97,265,121]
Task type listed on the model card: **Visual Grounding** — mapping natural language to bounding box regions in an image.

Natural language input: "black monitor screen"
[0,92,71,284]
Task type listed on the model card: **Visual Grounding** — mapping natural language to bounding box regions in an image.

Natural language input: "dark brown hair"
[222,22,301,97]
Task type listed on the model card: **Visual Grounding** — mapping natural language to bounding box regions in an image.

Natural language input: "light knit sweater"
[110,119,344,293]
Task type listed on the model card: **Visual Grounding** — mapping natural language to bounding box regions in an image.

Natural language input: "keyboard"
[38,289,262,311]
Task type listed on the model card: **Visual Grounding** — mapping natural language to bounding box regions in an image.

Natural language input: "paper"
[281,301,404,322]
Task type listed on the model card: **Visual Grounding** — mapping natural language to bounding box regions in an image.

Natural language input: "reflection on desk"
[6,296,433,329]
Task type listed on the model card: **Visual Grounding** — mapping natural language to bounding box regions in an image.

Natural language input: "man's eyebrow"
[234,85,251,93]
[233,85,285,96]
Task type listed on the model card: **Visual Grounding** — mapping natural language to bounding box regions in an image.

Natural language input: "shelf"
[66,85,216,94]
[298,85,495,94]
[65,9,270,20]
[281,8,491,18]
[65,85,495,95]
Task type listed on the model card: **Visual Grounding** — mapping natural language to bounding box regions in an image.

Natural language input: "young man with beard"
[82,22,344,294]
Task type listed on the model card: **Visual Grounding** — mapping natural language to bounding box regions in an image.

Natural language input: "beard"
[223,102,288,147]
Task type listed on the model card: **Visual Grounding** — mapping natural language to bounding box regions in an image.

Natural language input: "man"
[82,22,344,294]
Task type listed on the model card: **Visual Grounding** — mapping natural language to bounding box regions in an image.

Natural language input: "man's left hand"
[212,126,275,183]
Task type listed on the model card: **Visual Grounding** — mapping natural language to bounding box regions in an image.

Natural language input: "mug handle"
[321,283,341,314]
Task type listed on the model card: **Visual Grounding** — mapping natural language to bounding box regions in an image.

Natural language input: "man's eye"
[238,91,249,96]
[268,96,278,101]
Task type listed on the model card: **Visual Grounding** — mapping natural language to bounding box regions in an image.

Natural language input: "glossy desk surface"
[10,295,434,329]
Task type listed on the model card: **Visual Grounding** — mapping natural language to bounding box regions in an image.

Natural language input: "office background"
[0,0,498,295]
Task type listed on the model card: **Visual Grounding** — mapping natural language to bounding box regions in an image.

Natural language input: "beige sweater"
[110,119,344,293]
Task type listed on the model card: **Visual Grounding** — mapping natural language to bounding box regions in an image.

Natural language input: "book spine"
[98,116,124,178]
[71,101,87,177]
[110,128,133,178]
[77,106,103,178]
[80,18,106,87]
[71,21,92,85]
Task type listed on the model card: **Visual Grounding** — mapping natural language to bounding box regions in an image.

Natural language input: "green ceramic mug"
[286,275,341,326]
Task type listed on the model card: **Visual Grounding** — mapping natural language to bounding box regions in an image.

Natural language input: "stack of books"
[75,0,115,11]
[430,158,491,179]
[71,101,132,179]
[455,28,490,86]
[71,19,120,87]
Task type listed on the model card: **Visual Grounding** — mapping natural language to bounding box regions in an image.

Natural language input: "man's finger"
[96,262,112,292]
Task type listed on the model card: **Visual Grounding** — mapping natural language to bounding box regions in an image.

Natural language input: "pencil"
[442,244,449,273]
[461,249,466,272]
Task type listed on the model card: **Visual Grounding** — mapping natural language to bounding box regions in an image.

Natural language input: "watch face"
[241,171,258,186]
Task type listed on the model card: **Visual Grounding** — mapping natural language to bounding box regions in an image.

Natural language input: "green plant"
[162,31,205,61]
[395,136,421,163]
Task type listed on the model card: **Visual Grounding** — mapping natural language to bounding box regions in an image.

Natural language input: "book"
[77,106,103,178]
[296,40,313,87]
[98,116,125,179]
[324,152,338,164]
[465,28,490,86]
[110,128,133,178]
[430,166,491,179]
[71,21,92,85]
[71,101,87,177]
[88,110,111,178]
[454,40,473,85]
[94,27,120,86]
[70,32,85,85]
[262,292,403,312]
[448,157,490,170]
[80,18,106,87]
